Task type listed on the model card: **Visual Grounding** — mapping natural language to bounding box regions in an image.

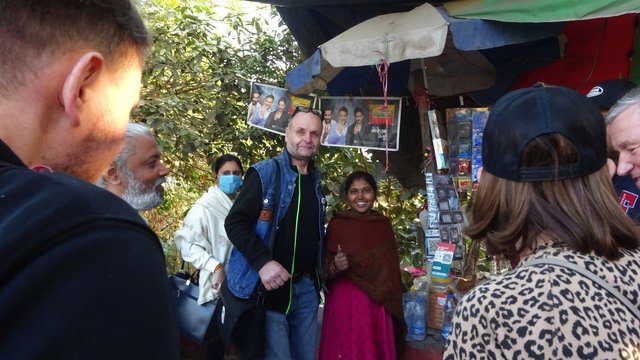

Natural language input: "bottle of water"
[441,293,456,344]
[403,292,416,341]
[403,291,426,342]
[413,292,426,341]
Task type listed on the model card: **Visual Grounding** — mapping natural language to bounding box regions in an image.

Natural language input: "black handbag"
[169,267,218,344]
[217,280,266,360]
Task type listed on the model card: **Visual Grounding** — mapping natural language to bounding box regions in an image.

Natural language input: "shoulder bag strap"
[522,257,640,321]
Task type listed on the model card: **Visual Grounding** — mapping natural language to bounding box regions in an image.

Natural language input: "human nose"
[159,162,170,177]
[616,154,633,177]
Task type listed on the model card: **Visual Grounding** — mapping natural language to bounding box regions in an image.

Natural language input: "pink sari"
[319,276,397,360]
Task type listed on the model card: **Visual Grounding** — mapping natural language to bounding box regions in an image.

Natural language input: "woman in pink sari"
[319,171,406,360]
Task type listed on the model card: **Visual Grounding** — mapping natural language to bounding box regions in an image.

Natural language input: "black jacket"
[0,141,179,359]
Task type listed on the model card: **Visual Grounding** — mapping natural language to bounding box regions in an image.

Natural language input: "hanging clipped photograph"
[246,82,316,135]
[319,96,402,151]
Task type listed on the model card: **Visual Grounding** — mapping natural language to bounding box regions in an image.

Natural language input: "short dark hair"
[339,107,349,114]
[0,0,150,94]
[343,171,377,197]
[354,107,364,115]
[213,154,244,175]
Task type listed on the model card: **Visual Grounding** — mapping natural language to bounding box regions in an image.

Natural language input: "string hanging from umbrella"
[374,51,391,173]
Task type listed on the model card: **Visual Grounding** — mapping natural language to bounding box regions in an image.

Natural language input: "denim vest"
[227,150,326,298]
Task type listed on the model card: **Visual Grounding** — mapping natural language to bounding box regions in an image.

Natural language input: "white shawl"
[174,185,234,304]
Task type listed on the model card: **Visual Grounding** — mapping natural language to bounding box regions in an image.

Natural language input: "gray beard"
[121,170,164,211]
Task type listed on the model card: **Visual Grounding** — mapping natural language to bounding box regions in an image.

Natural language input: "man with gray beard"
[97,122,170,211]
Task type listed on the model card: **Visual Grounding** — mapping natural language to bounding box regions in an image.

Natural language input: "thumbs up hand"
[332,244,349,273]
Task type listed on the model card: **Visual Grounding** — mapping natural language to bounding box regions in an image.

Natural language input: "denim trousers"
[263,275,319,360]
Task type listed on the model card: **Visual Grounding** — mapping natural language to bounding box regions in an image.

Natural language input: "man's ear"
[103,163,123,185]
[477,166,484,183]
[59,52,104,126]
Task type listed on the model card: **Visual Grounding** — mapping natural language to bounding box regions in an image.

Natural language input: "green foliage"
[136,0,424,271]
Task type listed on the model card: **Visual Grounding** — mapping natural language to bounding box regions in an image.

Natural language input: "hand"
[333,244,349,272]
[212,265,225,290]
[258,260,291,291]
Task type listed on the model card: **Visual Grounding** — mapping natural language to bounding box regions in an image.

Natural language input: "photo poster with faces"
[318,96,402,151]
[246,82,316,135]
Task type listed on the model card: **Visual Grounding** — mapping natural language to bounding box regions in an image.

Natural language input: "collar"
[283,149,316,174]
[0,139,27,168]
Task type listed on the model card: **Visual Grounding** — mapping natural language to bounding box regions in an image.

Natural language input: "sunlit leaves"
[137,0,425,270]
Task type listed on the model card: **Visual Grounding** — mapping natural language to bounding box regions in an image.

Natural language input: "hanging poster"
[319,96,402,151]
[246,83,316,135]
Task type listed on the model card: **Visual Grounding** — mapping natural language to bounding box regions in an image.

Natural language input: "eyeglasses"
[292,106,322,118]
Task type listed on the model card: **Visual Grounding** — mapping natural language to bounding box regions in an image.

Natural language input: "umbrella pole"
[421,58,429,91]
[412,69,437,175]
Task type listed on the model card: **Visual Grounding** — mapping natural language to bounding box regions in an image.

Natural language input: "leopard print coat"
[444,245,640,359]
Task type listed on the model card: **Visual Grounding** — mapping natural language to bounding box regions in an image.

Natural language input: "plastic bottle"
[440,293,456,343]
[403,291,426,342]
[413,292,426,341]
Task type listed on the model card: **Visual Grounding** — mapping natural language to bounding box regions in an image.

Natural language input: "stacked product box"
[446,108,489,190]
[420,173,464,261]
[427,110,448,171]
[471,110,490,184]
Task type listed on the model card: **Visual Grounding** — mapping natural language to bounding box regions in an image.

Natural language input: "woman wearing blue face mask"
[174,154,244,360]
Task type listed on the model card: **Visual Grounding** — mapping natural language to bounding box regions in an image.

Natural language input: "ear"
[59,52,104,127]
[477,167,484,183]
[103,163,123,185]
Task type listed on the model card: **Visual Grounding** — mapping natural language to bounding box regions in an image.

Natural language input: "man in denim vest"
[226,106,326,359]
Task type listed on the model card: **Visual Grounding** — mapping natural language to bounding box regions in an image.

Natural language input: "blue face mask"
[219,175,243,194]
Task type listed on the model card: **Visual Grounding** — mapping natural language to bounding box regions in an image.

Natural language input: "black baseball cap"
[483,85,607,182]
[586,79,637,110]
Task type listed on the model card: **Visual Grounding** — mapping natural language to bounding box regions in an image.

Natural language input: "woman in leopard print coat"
[444,86,640,360]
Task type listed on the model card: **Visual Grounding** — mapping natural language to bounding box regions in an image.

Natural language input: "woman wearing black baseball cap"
[444,85,640,359]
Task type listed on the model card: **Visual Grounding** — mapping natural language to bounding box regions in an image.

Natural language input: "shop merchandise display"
[408,106,493,348]
[421,173,464,261]
[427,110,448,170]
[446,108,489,190]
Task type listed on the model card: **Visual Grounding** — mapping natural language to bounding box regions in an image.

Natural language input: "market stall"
[247,0,640,356]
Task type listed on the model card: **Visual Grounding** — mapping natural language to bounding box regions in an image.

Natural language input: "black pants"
[206,336,225,360]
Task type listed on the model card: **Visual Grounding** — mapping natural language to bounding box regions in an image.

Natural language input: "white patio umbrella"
[319,2,448,68]
[285,2,562,96]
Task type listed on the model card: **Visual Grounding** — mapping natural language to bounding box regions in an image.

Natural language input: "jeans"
[263,275,319,360]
